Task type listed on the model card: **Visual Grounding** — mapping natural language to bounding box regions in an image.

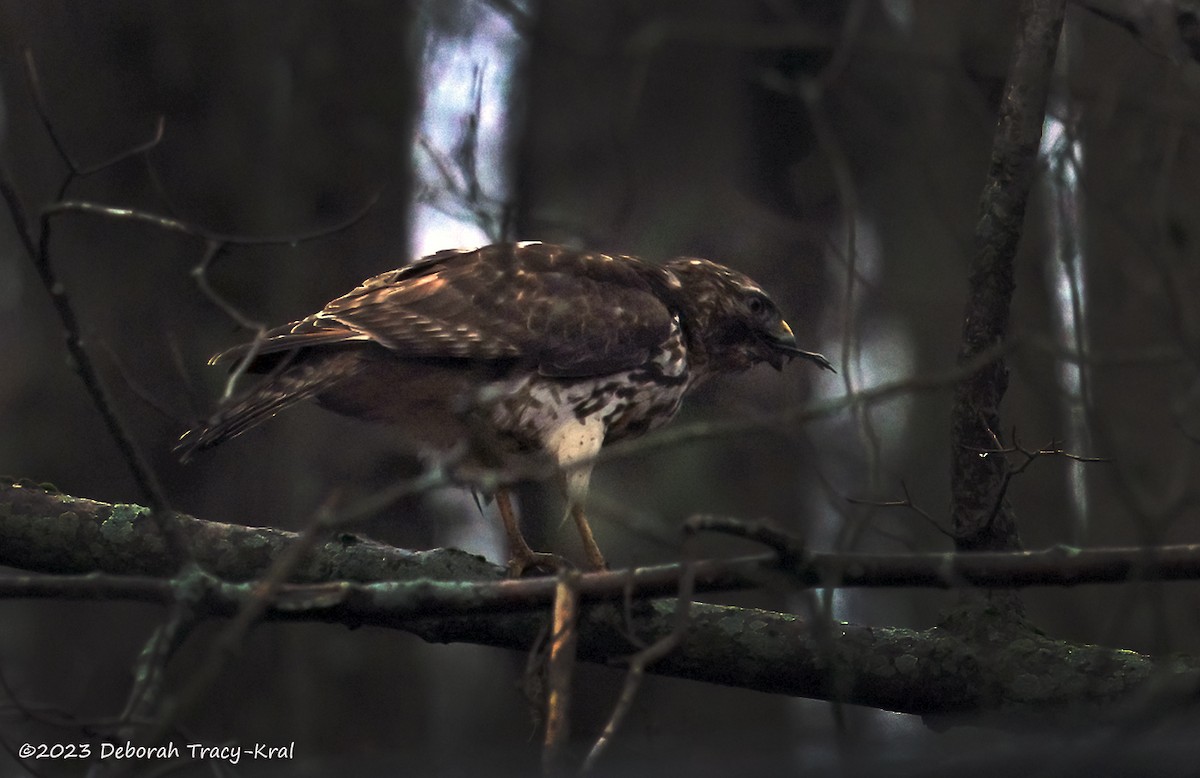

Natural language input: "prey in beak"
[762,319,836,373]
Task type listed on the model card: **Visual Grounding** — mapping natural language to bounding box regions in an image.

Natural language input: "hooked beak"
[762,319,836,373]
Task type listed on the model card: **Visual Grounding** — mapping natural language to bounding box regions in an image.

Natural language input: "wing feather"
[219,243,678,378]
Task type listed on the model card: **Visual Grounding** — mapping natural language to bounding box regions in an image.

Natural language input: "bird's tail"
[174,359,346,462]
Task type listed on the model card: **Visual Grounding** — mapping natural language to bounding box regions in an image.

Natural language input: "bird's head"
[662,257,834,375]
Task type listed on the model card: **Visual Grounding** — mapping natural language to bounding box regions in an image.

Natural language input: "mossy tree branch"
[3,482,1199,724]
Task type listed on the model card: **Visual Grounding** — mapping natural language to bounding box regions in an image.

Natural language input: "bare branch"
[6,55,172,515]
[23,49,81,175]
[43,190,383,247]
[16,484,1200,593]
[962,433,1113,534]
[686,514,809,566]
[10,485,1200,721]
[24,48,166,178]
[846,481,956,540]
[141,497,338,746]
[0,161,173,524]
[1,554,1193,721]
[1075,0,1200,64]
[0,482,479,584]
[98,340,180,423]
[78,115,167,176]
[542,570,581,778]
[951,0,1067,553]
[583,520,699,773]
[191,241,262,333]
[117,603,201,736]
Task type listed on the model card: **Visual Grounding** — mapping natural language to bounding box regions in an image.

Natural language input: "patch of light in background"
[879,0,914,33]
[410,5,521,258]
[410,2,528,561]
[800,217,916,621]
[1040,112,1091,542]
[790,176,924,765]
[409,1,534,759]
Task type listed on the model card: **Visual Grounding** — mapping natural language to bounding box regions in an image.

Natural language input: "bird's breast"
[485,316,693,450]
[486,368,692,451]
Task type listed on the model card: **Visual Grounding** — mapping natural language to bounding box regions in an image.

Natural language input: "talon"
[506,550,573,578]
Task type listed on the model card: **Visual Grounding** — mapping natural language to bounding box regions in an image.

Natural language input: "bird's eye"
[746,294,768,316]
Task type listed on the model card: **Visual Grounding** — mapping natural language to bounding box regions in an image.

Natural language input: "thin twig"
[191,240,262,332]
[846,481,956,540]
[13,52,178,561]
[44,190,383,246]
[23,49,80,174]
[969,433,1111,529]
[1,153,173,525]
[582,526,699,773]
[117,602,201,736]
[99,341,179,422]
[76,115,167,176]
[139,495,337,746]
[685,514,808,567]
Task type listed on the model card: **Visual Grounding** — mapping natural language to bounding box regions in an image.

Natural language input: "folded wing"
[219,243,679,378]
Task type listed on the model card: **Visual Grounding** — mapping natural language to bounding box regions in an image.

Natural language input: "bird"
[176,241,833,575]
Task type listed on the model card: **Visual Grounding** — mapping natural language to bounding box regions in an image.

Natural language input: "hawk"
[177,242,832,575]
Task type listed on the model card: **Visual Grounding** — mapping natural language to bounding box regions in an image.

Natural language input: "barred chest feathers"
[487,314,691,451]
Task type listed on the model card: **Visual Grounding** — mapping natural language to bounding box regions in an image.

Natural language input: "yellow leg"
[570,503,607,571]
[496,488,569,577]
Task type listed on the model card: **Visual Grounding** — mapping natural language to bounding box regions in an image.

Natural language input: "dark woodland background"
[3,0,1200,775]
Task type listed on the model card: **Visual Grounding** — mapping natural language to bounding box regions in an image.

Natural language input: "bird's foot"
[506,550,574,578]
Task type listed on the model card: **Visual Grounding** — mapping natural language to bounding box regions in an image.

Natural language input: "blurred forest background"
[4,0,1200,775]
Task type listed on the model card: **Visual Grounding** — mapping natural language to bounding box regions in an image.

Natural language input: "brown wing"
[220,242,679,378]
